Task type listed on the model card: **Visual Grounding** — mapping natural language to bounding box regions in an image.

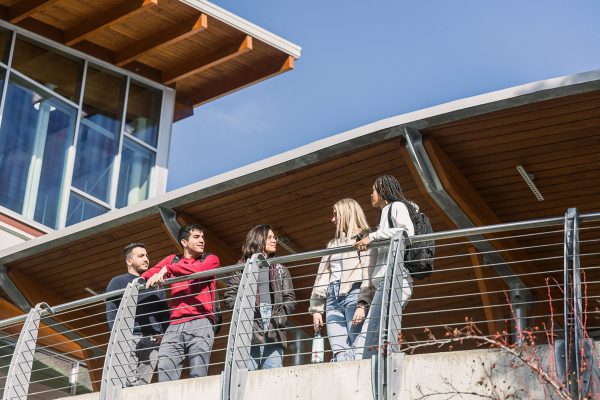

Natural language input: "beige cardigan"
[308,245,373,314]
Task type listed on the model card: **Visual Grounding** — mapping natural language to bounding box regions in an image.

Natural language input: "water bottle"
[311,330,324,363]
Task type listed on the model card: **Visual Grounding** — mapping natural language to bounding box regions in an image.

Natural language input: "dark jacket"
[224,263,296,348]
[106,272,170,336]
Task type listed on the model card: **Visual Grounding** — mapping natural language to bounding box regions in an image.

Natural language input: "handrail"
[0,211,597,330]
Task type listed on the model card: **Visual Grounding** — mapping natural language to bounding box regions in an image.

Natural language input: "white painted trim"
[154,86,175,196]
[122,131,158,152]
[70,187,111,210]
[1,68,600,262]
[179,0,301,59]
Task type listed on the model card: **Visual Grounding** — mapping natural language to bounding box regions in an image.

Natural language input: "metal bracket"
[2,302,50,400]
[158,206,181,244]
[0,265,32,312]
[221,254,265,400]
[99,278,141,400]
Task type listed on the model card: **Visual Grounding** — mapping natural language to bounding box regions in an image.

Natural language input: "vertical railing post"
[99,278,141,400]
[2,302,50,400]
[562,207,591,399]
[221,254,267,400]
[372,231,407,400]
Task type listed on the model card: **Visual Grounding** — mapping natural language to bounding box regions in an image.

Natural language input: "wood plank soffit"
[116,13,208,67]
[193,54,294,107]
[162,35,253,85]
[9,0,61,23]
[64,0,159,47]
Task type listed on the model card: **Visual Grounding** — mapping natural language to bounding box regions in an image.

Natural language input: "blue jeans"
[357,275,412,360]
[249,343,283,370]
[325,281,362,361]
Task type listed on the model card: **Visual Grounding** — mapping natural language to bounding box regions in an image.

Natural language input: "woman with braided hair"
[354,175,416,359]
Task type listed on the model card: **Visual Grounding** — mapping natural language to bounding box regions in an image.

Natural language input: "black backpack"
[170,254,223,335]
[387,203,435,280]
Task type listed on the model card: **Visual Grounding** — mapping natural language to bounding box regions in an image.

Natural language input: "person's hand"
[355,236,372,252]
[145,266,168,288]
[352,306,366,326]
[312,313,324,333]
[153,335,163,346]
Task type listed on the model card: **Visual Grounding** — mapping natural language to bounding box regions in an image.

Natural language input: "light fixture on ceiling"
[516,165,544,202]
[277,237,296,254]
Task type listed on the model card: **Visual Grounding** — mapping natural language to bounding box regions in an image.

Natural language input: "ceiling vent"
[516,165,544,202]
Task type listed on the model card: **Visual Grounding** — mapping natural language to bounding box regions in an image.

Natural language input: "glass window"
[0,29,12,65]
[124,81,161,147]
[66,192,109,227]
[0,75,77,229]
[116,138,155,209]
[12,36,84,102]
[71,66,126,203]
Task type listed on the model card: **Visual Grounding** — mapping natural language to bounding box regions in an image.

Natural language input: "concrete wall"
[59,345,594,400]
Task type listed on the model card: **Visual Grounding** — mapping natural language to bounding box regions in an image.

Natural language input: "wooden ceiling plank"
[9,0,61,23]
[64,0,159,47]
[116,13,207,66]
[162,35,253,85]
[429,94,600,139]
[192,54,294,106]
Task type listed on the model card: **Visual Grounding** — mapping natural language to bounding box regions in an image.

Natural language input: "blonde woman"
[309,198,372,361]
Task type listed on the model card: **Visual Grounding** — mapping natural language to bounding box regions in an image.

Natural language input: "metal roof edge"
[1,69,599,264]
[179,0,302,59]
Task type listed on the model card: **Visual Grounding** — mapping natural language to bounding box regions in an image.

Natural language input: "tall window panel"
[125,82,161,147]
[0,75,77,228]
[71,66,126,203]
[116,138,155,209]
[65,192,109,227]
[12,36,83,102]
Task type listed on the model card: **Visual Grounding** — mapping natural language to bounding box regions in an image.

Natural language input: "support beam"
[9,0,61,24]
[116,14,207,66]
[64,0,158,46]
[193,55,294,107]
[173,99,194,121]
[467,247,503,336]
[162,35,253,85]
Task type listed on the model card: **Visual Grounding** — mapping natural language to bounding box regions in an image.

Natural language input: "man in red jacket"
[142,224,219,381]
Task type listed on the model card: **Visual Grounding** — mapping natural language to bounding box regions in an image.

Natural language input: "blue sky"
[167,0,600,190]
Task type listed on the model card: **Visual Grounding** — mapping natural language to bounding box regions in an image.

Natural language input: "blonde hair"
[329,198,370,247]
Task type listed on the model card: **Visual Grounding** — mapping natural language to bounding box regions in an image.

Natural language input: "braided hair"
[373,175,419,223]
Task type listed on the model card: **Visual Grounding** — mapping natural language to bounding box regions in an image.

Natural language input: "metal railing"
[0,208,598,400]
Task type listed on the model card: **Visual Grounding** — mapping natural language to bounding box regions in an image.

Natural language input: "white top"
[369,201,415,287]
[328,253,342,283]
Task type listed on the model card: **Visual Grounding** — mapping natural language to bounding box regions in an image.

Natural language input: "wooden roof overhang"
[1,70,600,369]
[0,0,300,121]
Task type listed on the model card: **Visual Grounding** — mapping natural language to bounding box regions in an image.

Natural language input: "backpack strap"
[387,202,395,229]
